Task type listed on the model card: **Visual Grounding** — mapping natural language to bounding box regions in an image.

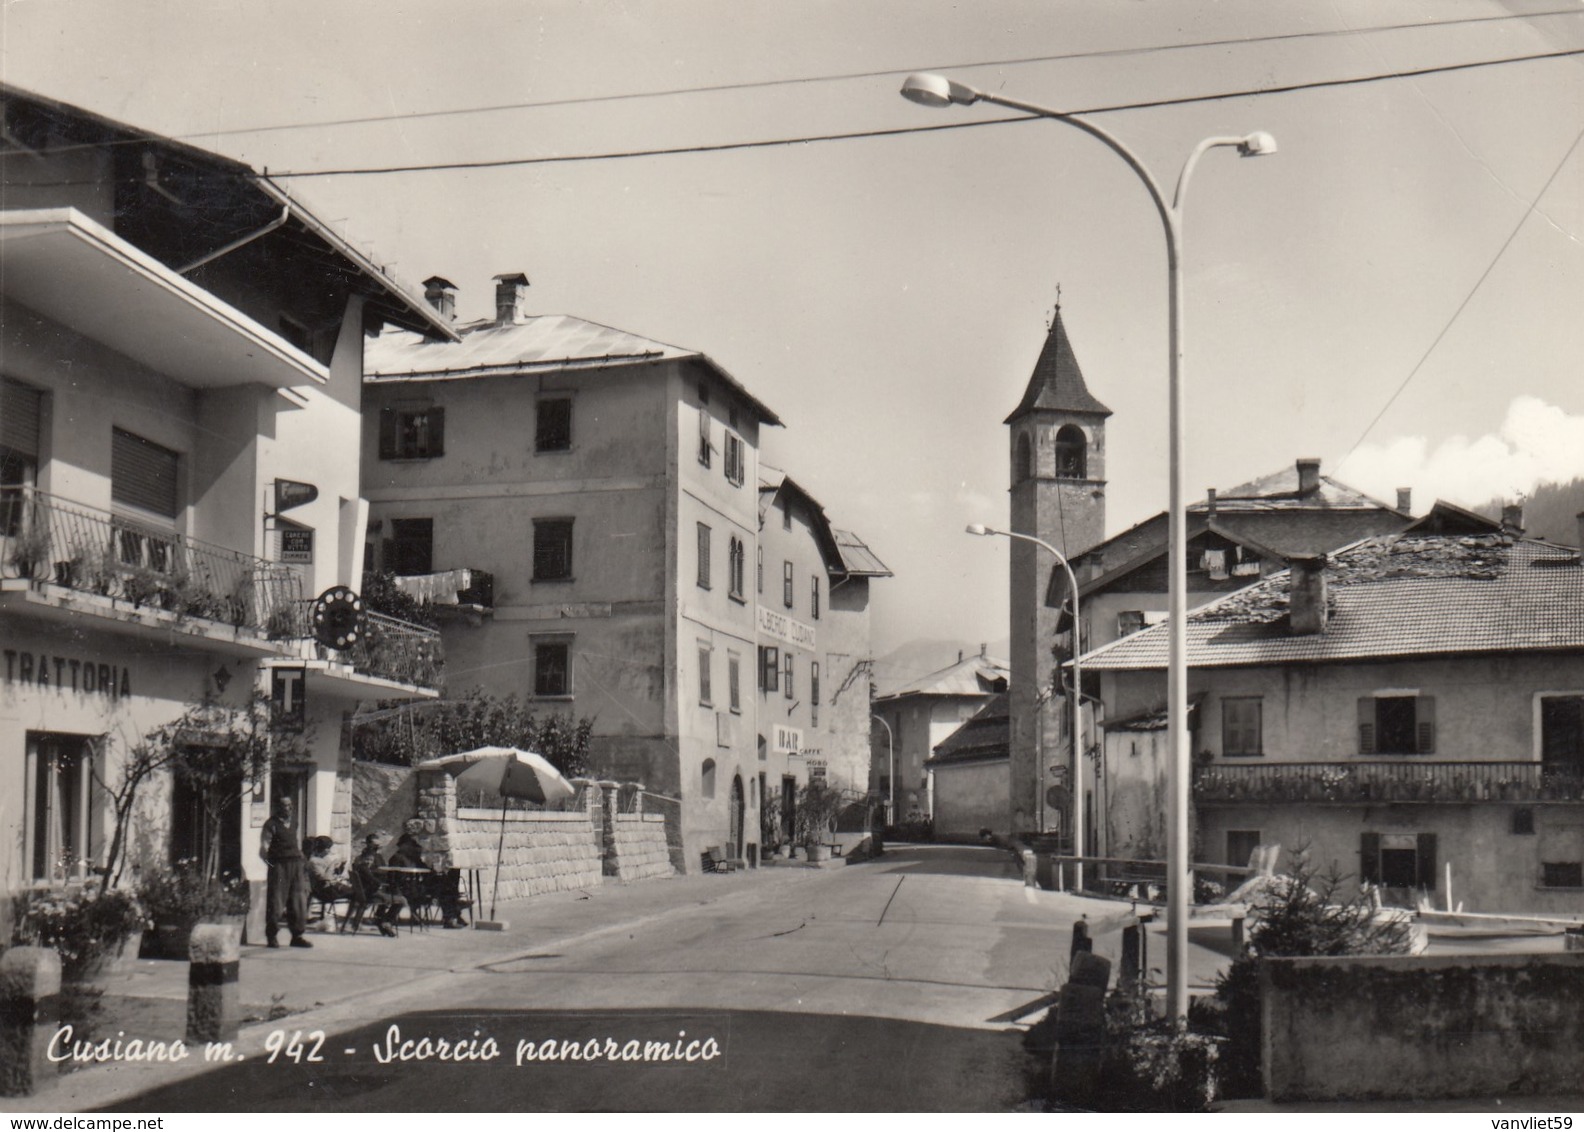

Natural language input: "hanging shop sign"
[279,523,314,564]
[273,479,319,514]
[271,666,307,733]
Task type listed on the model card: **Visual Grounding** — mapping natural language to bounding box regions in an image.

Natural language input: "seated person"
[353,834,406,937]
[306,836,352,901]
[388,833,468,930]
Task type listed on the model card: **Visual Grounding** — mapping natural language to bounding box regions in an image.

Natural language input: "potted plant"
[760,789,785,859]
[137,859,250,959]
[14,885,148,983]
[6,519,50,580]
[795,780,843,863]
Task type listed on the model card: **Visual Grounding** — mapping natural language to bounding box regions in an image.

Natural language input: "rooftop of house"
[364,278,781,425]
[758,465,891,579]
[1080,531,1584,671]
[874,648,1011,703]
[925,693,1010,767]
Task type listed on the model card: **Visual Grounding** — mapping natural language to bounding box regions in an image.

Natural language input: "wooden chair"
[308,875,350,931]
[703,846,739,873]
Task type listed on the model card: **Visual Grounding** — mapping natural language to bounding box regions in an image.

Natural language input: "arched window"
[1054,425,1086,479]
[701,759,717,799]
[1016,433,1033,483]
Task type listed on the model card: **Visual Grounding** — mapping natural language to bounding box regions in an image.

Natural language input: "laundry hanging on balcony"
[393,568,473,605]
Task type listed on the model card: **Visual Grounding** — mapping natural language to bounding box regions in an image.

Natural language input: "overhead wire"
[1343,119,1584,458]
[256,46,1584,179]
[40,7,1584,148]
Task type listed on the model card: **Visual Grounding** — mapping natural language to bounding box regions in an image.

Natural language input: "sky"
[3,0,1581,659]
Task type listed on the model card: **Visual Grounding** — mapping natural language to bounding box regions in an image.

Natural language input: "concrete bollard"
[0,946,61,1097]
[1120,924,1143,987]
[187,922,242,1044]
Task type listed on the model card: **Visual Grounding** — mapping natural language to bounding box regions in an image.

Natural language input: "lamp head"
[1238,131,1278,157]
[900,73,979,109]
[965,523,991,536]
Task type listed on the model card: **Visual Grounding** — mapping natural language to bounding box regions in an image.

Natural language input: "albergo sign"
[4,648,131,699]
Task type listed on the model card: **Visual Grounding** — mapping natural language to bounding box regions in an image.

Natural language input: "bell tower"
[1005,303,1109,837]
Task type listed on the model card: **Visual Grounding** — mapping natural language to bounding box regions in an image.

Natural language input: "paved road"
[100,845,1234,1112]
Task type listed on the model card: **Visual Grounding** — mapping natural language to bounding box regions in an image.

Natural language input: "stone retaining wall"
[611,813,674,881]
[448,807,604,900]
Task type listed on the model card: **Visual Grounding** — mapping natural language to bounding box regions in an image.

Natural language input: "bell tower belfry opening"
[1005,302,1109,838]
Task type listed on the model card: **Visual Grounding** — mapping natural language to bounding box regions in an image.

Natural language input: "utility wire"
[258,46,1584,179]
[1344,120,1584,458]
[50,7,1584,148]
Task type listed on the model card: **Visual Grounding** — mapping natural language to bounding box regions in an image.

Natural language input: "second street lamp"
[966,523,1084,890]
[915,74,1275,1022]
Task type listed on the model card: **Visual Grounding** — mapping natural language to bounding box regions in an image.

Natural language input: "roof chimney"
[1296,458,1321,496]
[422,276,457,321]
[1395,487,1412,514]
[1288,555,1328,635]
[493,272,529,325]
[979,642,987,658]
[1206,487,1218,520]
[957,649,964,664]
[1502,502,1524,536]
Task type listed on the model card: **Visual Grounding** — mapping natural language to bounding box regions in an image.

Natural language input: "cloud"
[1339,397,1584,508]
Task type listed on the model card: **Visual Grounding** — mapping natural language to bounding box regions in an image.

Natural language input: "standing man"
[261,795,311,949]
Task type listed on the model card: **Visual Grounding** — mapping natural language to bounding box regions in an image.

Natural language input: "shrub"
[1095,980,1223,1111]
[13,886,148,977]
[138,859,249,928]
[1212,853,1415,1098]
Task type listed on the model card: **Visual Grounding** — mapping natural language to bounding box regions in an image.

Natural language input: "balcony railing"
[1194,761,1584,805]
[1,486,301,635]
[277,602,444,690]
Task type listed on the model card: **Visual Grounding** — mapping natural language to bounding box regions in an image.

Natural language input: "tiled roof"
[1081,534,1584,670]
[1213,467,1404,514]
[1004,306,1111,422]
[831,528,892,577]
[875,651,1010,701]
[926,693,1009,767]
[366,313,781,425]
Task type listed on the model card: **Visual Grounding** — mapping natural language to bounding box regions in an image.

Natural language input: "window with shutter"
[1375,696,1417,754]
[111,428,179,519]
[1222,697,1263,757]
[532,518,573,581]
[698,406,712,467]
[698,643,712,706]
[760,646,779,693]
[782,560,793,608]
[379,406,445,459]
[1415,696,1436,754]
[728,653,741,714]
[811,662,820,727]
[1360,832,1382,884]
[811,576,820,620]
[728,537,744,599]
[1357,697,1376,754]
[783,653,794,700]
[756,547,763,594]
[696,523,711,589]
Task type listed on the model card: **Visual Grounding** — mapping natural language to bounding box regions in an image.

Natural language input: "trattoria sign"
[3,649,131,698]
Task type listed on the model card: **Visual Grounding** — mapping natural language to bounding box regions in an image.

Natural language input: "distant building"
[870,647,1009,822]
[925,693,1010,837]
[0,84,449,923]
[755,469,890,842]
[1080,511,1584,915]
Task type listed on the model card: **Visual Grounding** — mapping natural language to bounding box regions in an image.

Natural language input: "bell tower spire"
[1005,298,1109,838]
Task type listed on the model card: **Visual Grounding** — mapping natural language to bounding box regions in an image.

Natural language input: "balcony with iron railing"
[1,485,302,641]
[278,600,445,691]
[1193,760,1584,806]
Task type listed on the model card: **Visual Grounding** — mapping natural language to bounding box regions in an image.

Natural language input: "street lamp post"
[967,523,1083,891]
[871,713,895,825]
[913,74,1275,1022]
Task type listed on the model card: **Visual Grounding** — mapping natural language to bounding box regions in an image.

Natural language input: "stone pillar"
[632,784,645,817]
[187,922,242,1044]
[0,947,61,1097]
[598,780,620,878]
[414,769,459,869]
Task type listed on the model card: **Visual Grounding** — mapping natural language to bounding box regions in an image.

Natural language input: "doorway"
[729,775,745,858]
[26,732,97,884]
[781,775,797,847]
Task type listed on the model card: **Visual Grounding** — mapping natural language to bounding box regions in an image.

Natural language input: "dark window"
[1358,695,1435,755]
[698,407,712,467]
[1541,695,1584,774]
[379,406,445,460]
[697,523,711,589]
[1360,831,1436,890]
[759,645,779,692]
[1117,611,1146,637]
[533,519,573,581]
[782,560,794,608]
[783,653,794,701]
[534,639,571,696]
[698,644,712,706]
[1542,861,1583,888]
[27,734,95,884]
[1226,830,1262,869]
[728,537,745,599]
[728,653,742,713]
[388,518,433,575]
[1512,808,1535,835]
[169,765,242,880]
[1016,432,1033,483]
[1222,698,1263,757]
[1054,424,1086,479]
[756,547,763,594]
[2,379,43,537]
[811,576,820,620]
[536,398,572,452]
[811,662,820,727]
[111,428,179,518]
